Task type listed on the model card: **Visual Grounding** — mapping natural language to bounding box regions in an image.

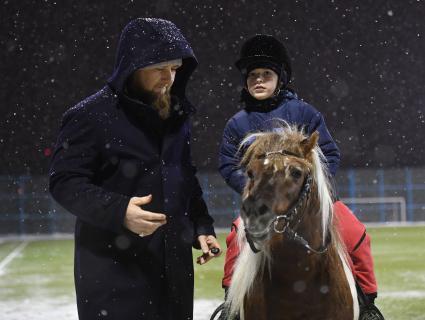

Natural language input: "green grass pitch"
[1,226,424,319]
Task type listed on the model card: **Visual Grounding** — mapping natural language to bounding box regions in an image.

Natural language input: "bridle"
[244,149,330,255]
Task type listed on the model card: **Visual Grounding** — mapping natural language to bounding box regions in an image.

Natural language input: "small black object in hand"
[211,247,220,255]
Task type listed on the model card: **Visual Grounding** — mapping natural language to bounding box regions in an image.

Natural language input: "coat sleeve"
[218,118,246,194]
[185,124,215,244]
[187,169,216,244]
[49,107,131,233]
[303,106,340,176]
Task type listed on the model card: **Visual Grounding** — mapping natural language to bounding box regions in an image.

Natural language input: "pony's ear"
[301,131,319,156]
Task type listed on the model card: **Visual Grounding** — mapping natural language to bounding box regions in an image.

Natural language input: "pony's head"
[239,125,332,250]
[226,125,338,318]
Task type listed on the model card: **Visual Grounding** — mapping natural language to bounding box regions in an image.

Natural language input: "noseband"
[244,149,329,255]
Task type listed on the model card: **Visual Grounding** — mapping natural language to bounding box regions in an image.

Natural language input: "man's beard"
[152,89,171,120]
[127,84,172,120]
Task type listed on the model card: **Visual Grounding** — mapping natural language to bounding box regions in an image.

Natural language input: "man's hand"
[196,235,222,265]
[123,195,167,237]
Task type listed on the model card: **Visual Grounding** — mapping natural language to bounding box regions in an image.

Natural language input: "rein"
[244,149,329,255]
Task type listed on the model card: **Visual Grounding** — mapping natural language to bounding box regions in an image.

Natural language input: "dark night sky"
[1,0,424,174]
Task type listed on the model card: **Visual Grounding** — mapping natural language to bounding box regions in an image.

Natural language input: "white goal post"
[340,197,407,223]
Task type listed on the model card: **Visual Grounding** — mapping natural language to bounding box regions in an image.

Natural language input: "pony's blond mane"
[226,124,335,318]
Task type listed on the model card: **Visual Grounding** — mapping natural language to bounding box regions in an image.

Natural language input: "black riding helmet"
[235,34,292,90]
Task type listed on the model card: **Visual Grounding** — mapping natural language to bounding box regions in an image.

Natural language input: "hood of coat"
[107,18,197,103]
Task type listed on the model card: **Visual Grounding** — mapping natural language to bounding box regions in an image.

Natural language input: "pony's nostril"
[259,204,268,215]
[243,195,259,213]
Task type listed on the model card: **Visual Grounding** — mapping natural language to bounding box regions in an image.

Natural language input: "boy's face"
[246,68,279,100]
[131,62,182,96]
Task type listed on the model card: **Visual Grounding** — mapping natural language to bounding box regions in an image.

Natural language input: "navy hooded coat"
[49,18,215,320]
[219,90,341,194]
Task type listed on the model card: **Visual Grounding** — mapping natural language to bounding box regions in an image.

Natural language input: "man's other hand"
[196,235,222,265]
[124,195,167,237]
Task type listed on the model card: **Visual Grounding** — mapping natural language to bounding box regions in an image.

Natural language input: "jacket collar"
[242,89,298,113]
[118,90,195,126]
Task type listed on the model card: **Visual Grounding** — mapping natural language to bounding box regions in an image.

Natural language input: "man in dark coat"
[49,18,220,320]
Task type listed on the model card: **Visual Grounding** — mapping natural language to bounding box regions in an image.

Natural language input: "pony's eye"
[247,170,254,179]
[290,168,302,180]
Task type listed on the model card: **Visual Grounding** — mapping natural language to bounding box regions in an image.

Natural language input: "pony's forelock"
[238,120,301,155]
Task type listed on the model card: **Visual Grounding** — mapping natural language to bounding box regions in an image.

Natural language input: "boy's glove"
[360,303,385,320]
[359,292,384,320]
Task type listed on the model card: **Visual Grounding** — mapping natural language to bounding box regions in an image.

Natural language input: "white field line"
[0,233,74,242]
[380,291,425,299]
[0,242,28,275]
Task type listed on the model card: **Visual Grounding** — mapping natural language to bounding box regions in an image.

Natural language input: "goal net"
[340,197,407,223]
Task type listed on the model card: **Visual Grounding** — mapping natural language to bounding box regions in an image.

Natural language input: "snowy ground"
[0,297,223,320]
[2,292,425,319]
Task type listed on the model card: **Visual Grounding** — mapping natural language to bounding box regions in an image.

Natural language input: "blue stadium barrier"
[0,167,424,234]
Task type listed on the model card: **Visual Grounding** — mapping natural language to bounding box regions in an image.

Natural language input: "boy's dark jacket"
[49,18,214,320]
[219,90,341,194]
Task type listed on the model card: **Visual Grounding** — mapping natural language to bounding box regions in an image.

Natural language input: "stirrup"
[359,303,385,320]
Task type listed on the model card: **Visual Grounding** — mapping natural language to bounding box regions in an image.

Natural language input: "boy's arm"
[218,119,246,194]
[304,108,341,176]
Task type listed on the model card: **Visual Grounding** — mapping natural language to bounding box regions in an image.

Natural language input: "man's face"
[246,68,279,100]
[132,61,182,95]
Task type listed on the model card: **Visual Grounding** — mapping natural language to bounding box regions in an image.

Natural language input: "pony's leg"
[243,289,268,320]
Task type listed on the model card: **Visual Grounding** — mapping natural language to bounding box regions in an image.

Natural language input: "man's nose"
[162,68,173,82]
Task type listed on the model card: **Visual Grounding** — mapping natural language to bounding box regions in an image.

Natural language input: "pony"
[225,125,359,320]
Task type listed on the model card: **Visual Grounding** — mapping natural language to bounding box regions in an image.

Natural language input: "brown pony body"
[226,126,358,320]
